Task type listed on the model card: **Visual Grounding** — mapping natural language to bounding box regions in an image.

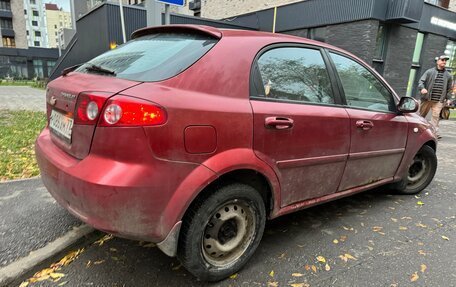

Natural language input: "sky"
[45,0,71,12]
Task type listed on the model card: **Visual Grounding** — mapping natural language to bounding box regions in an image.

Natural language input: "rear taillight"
[99,96,167,127]
[74,92,110,125]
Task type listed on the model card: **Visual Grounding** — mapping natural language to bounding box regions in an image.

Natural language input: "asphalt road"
[14,120,456,287]
[0,178,83,268]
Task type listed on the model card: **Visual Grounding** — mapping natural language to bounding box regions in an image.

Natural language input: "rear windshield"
[76,32,218,82]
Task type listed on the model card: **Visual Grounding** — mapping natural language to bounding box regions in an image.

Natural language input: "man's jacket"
[418,67,453,103]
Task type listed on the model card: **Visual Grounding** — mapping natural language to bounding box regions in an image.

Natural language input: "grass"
[0,110,47,181]
[0,80,47,89]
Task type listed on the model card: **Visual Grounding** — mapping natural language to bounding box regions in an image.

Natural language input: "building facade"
[24,0,48,48]
[45,3,72,49]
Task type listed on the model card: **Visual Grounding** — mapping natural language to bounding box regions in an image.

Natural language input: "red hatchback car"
[36,25,437,281]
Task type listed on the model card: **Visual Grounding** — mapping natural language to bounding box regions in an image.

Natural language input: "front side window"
[76,32,218,82]
[256,47,334,104]
[330,52,396,112]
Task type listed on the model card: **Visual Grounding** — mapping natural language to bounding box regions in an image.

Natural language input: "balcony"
[0,10,12,18]
[1,28,14,37]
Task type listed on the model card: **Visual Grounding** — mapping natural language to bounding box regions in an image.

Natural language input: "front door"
[250,46,350,207]
[328,52,408,191]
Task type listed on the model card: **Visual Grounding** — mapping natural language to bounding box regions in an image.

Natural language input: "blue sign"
[156,0,185,6]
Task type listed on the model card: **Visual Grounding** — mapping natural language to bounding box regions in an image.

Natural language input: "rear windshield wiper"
[85,64,116,76]
[62,64,82,76]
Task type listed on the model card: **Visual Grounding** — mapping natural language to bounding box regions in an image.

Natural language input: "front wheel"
[177,183,266,281]
[393,145,437,194]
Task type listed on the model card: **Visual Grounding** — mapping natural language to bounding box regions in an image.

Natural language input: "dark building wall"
[382,25,417,97]
[326,20,379,64]
[420,33,449,71]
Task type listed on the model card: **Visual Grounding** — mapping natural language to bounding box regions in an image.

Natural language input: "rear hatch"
[46,25,220,160]
[46,73,140,159]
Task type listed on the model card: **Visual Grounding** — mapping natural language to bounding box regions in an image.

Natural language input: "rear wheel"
[393,145,437,194]
[177,183,266,281]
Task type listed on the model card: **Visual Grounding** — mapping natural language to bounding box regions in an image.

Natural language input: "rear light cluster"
[75,92,167,127]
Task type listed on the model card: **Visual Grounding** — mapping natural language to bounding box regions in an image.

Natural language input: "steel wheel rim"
[407,154,428,188]
[202,200,256,267]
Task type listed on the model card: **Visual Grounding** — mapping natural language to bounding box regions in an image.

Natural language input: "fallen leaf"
[94,234,113,246]
[109,248,117,252]
[49,273,65,280]
[442,236,450,241]
[304,264,311,271]
[18,282,29,287]
[360,222,365,227]
[345,253,357,260]
[86,260,92,268]
[269,270,275,277]
[372,226,383,232]
[94,260,105,265]
[391,218,398,222]
[417,201,424,206]
[278,253,286,259]
[325,263,331,271]
[418,250,426,256]
[340,235,347,242]
[142,243,156,248]
[343,226,354,231]
[58,282,68,286]
[268,282,278,287]
[399,226,408,230]
[172,264,182,271]
[289,284,310,287]
[292,273,304,277]
[421,264,427,273]
[378,232,386,236]
[333,239,339,244]
[416,223,427,228]
[367,246,374,251]
[316,256,326,263]
[311,265,317,273]
[297,244,305,248]
[229,273,238,279]
[410,272,419,282]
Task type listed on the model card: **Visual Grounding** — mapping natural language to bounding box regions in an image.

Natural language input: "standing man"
[418,55,453,139]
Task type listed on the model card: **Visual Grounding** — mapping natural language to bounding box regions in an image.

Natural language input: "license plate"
[50,109,74,142]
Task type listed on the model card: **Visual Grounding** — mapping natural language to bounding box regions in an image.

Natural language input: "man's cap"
[435,55,450,61]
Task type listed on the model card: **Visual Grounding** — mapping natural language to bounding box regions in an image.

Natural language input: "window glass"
[256,47,334,104]
[76,32,217,82]
[374,24,386,60]
[330,52,396,112]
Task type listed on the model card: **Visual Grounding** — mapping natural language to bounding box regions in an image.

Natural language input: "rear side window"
[256,47,334,104]
[76,33,218,82]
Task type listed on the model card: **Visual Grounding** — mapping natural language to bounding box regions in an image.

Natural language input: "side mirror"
[397,97,419,113]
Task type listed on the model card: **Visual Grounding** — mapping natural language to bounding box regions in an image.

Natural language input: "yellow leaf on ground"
[311,265,317,273]
[339,255,348,262]
[333,239,339,244]
[410,272,419,282]
[372,226,383,232]
[49,273,65,279]
[229,273,238,279]
[292,273,304,277]
[417,201,424,206]
[268,282,278,287]
[418,250,426,256]
[391,218,398,222]
[345,253,357,260]
[269,270,275,277]
[278,253,286,259]
[416,223,427,228]
[304,265,311,271]
[316,256,326,263]
[399,226,408,230]
[325,263,331,271]
[289,284,310,287]
[442,236,450,241]
[94,234,114,246]
[421,264,427,273]
[340,235,347,242]
[18,282,29,287]
[58,282,68,286]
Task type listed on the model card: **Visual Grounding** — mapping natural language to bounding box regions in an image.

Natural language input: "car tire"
[393,145,437,195]
[177,183,266,281]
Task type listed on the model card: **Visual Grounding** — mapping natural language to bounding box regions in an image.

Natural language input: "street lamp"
[119,0,126,43]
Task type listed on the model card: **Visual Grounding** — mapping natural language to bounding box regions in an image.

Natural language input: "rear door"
[328,52,408,191]
[250,45,350,207]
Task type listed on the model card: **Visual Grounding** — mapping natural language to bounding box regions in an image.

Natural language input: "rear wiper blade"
[85,64,116,76]
[61,64,81,76]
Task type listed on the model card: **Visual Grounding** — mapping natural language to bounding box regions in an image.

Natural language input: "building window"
[445,40,456,77]
[32,20,38,26]
[374,24,387,60]
[0,18,13,29]
[35,31,41,37]
[33,59,44,78]
[30,0,36,4]
[34,41,40,46]
[0,0,11,11]
[406,33,425,97]
[2,36,16,48]
[26,30,29,36]
[47,61,56,77]
[24,9,27,15]
[32,10,39,16]
[54,25,57,29]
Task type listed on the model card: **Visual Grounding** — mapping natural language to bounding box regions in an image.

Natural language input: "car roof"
[131,24,345,53]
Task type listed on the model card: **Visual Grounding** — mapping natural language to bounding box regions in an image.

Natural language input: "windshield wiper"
[61,64,82,76]
[85,64,116,76]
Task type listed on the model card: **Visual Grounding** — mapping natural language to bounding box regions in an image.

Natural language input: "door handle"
[265,117,294,130]
[356,120,374,130]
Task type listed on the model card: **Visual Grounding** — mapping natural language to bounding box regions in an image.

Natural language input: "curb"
[0,224,94,287]
[0,176,41,184]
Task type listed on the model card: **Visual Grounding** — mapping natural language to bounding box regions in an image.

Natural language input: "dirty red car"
[36,25,437,281]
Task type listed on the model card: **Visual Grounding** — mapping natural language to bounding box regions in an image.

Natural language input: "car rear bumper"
[35,128,212,243]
